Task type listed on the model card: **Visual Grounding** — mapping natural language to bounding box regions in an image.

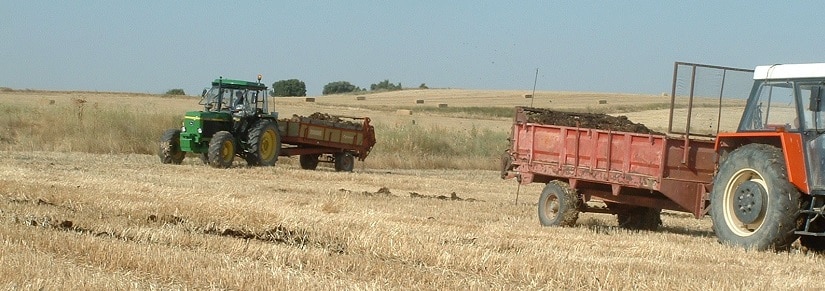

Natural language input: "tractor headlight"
[181,126,186,132]
[197,128,203,134]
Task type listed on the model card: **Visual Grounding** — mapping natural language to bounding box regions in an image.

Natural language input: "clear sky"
[1,1,822,96]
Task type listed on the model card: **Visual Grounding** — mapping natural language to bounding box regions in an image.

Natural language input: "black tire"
[615,206,662,231]
[208,131,235,168]
[159,129,185,164]
[537,180,579,227]
[299,154,320,170]
[245,120,281,166]
[709,144,801,251]
[334,152,355,172]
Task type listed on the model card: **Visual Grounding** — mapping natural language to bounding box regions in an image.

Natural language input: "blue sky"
[1,1,822,96]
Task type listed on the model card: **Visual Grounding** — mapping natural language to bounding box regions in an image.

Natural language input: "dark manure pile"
[523,107,662,135]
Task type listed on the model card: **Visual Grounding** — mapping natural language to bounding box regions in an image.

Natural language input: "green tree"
[370,79,402,91]
[165,89,186,95]
[322,81,361,95]
[271,79,307,97]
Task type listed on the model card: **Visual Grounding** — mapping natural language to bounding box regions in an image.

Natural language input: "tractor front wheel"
[159,129,185,164]
[334,152,355,172]
[709,144,801,251]
[299,154,320,170]
[245,120,281,166]
[537,180,579,227]
[208,131,235,168]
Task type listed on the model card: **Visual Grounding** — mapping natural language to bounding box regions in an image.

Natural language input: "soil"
[523,107,661,134]
[286,112,364,130]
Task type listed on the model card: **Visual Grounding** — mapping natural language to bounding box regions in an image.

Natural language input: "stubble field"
[0,89,822,289]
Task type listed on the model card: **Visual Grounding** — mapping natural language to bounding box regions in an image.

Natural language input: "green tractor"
[159,76,281,168]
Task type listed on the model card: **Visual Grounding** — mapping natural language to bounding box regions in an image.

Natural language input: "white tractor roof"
[754,63,825,80]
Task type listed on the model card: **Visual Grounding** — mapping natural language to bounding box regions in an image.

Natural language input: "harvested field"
[0,89,821,289]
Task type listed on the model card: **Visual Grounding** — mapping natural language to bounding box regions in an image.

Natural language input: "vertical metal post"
[716,69,727,135]
[682,66,697,164]
[668,63,679,133]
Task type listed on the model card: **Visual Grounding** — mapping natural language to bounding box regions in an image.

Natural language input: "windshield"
[739,81,798,131]
[200,86,245,112]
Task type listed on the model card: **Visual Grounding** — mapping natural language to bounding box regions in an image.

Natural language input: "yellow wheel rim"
[221,140,234,162]
[260,129,276,160]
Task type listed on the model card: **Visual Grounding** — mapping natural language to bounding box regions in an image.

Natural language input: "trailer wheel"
[334,152,355,172]
[245,120,280,166]
[299,154,320,170]
[537,180,579,227]
[159,129,185,164]
[710,144,801,251]
[616,206,662,231]
[208,131,235,168]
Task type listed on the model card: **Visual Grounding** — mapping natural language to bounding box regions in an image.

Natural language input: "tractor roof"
[212,78,267,90]
[754,63,825,80]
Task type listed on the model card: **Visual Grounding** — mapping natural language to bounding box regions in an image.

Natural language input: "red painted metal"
[278,116,376,161]
[506,107,717,217]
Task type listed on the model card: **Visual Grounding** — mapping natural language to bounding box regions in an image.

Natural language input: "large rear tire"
[537,180,579,227]
[299,154,320,170]
[334,152,355,172]
[245,120,280,166]
[208,131,235,168]
[159,129,185,164]
[709,144,801,251]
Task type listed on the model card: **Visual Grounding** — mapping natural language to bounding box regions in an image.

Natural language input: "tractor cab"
[201,76,270,118]
[734,64,825,193]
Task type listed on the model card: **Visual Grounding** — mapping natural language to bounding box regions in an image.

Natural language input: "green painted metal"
[179,110,232,153]
[212,78,267,90]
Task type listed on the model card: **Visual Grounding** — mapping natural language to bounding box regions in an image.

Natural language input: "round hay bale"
[416,99,424,104]
[438,103,448,108]
[395,109,412,115]
[356,96,366,101]
[598,100,607,105]
[305,97,316,102]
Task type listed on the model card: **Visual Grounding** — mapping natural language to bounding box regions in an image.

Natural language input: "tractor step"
[797,195,825,235]
[795,231,825,236]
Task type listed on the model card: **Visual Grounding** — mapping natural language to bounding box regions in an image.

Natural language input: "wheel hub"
[733,180,766,224]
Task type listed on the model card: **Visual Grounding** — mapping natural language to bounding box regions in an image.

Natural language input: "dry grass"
[0,150,824,289]
[0,89,816,289]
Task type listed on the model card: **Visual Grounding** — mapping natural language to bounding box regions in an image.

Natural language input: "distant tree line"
[268,78,427,96]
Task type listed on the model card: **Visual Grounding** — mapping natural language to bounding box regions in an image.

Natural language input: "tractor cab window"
[798,82,825,131]
[740,81,797,131]
[201,87,224,111]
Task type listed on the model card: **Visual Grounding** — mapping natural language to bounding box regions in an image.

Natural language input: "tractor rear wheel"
[334,152,355,172]
[208,131,235,168]
[245,120,280,166]
[299,154,320,170]
[537,180,579,227]
[615,206,662,231]
[710,144,801,251]
[159,129,185,164]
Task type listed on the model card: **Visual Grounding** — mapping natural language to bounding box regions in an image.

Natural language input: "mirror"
[810,86,824,112]
[201,88,208,97]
